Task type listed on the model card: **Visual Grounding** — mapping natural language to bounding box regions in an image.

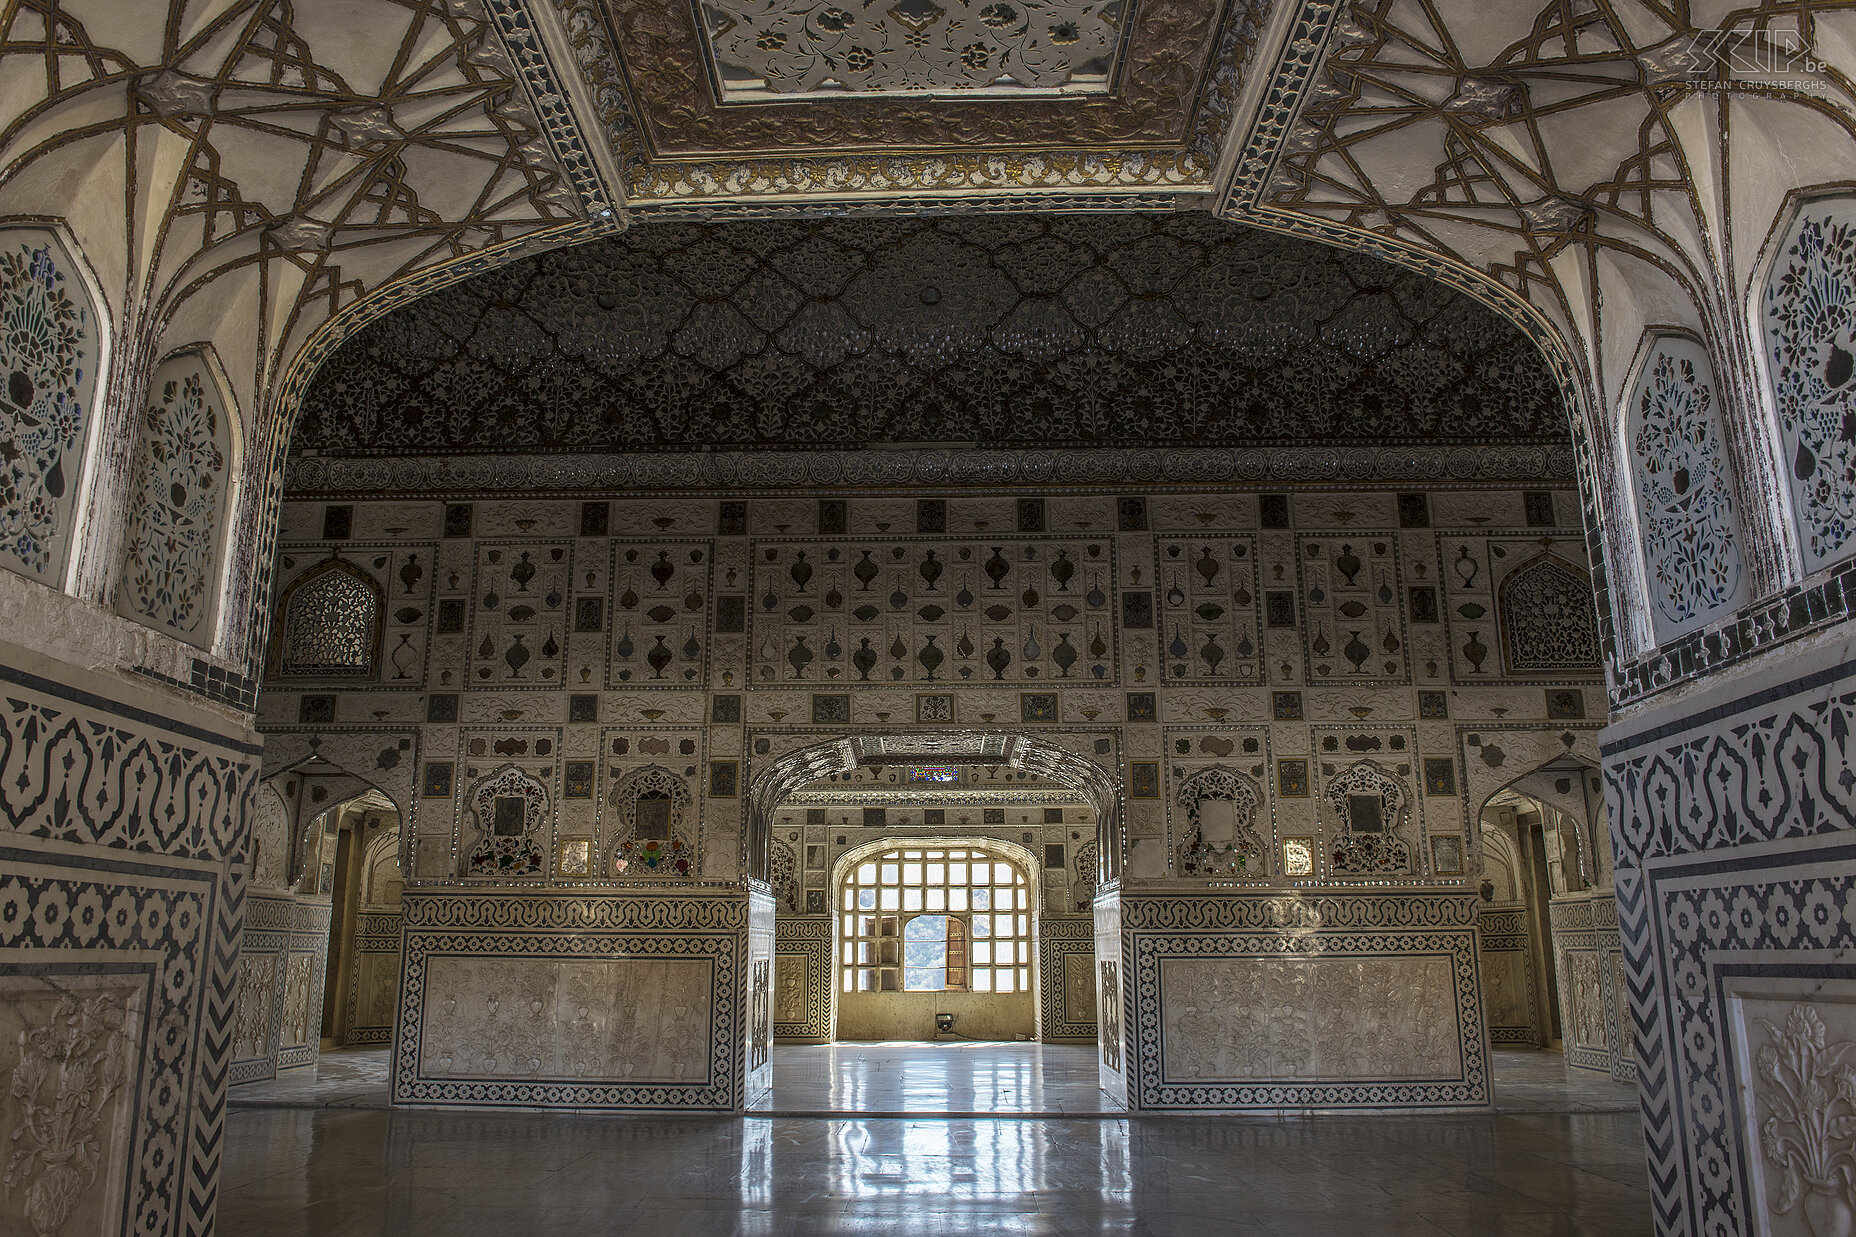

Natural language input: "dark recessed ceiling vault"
[293,211,1565,456]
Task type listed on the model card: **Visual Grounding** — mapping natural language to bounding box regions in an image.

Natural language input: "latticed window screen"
[279,565,379,676]
[840,845,1030,995]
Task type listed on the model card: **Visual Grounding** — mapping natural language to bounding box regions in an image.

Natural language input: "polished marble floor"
[227,1043,1641,1117]
[220,1046,1651,1234]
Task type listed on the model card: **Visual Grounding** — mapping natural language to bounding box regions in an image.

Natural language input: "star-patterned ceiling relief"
[293,211,1565,455]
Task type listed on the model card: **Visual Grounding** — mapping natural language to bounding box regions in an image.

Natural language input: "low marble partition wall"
[1115,891,1488,1112]
[394,889,753,1110]
[1547,893,1631,1079]
[773,915,831,1042]
[1039,915,1097,1042]
[347,909,403,1046]
[1477,904,1542,1048]
[747,889,774,1103]
[232,892,334,1083]
[1606,637,1856,1237]
[1094,889,1127,1098]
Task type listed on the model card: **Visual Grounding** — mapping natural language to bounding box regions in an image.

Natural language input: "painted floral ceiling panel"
[697,0,1127,99]
[293,213,1566,456]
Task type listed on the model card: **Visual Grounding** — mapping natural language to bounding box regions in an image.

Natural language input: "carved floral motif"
[4,994,129,1237]
[1753,1004,1856,1237]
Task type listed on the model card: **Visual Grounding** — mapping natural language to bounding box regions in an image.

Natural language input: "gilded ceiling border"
[517,0,1267,201]
[284,444,1576,496]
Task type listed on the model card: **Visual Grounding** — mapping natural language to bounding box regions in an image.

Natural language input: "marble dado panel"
[232,893,335,1083]
[395,891,750,1109]
[0,653,258,1237]
[773,915,830,1041]
[348,910,404,1046]
[1477,906,1541,1049]
[1604,639,1856,1237]
[1038,915,1098,1042]
[1118,893,1487,1111]
[1547,894,1630,1080]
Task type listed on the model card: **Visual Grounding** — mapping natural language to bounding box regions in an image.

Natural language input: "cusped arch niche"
[607,763,693,877]
[464,764,548,876]
[1324,759,1412,876]
[1175,766,1265,878]
[0,224,104,588]
[746,731,1119,887]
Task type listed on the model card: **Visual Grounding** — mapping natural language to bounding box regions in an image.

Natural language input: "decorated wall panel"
[117,353,234,648]
[0,654,257,1237]
[1762,197,1856,574]
[1623,336,1749,644]
[1606,640,1856,1237]
[0,228,100,589]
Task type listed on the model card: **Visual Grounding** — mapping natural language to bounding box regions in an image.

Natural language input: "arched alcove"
[746,731,1119,890]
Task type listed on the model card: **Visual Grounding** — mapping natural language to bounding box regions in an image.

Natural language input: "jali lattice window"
[273,561,382,677]
[841,845,1030,994]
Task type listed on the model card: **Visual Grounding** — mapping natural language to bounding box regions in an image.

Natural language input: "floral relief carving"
[1162,957,1458,1082]
[280,955,316,1048]
[1752,1005,1856,1237]
[1628,337,1745,636]
[0,232,97,587]
[1764,202,1856,572]
[118,354,230,646]
[3,993,131,1237]
[232,955,275,1061]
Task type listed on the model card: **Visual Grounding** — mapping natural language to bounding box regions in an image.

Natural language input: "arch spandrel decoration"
[0,227,101,588]
[464,764,548,877]
[1497,554,1601,675]
[607,763,694,877]
[1762,197,1856,574]
[1175,765,1265,878]
[1625,335,1748,643]
[1324,759,1412,876]
[746,731,1119,887]
[117,351,234,648]
[269,558,385,679]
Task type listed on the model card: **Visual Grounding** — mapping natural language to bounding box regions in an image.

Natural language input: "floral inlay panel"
[275,561,383,678]
[1175,765,1263,877]
[1626,337,1746,640]
[1763,199,1856,573]
[698,0,1125,98]
[0,230,98,587]
[118,353,231,647]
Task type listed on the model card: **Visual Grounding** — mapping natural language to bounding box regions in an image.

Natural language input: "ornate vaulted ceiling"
[292,211,1563,455]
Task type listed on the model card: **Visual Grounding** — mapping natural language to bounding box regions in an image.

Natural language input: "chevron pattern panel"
[1604,644,1856,1237]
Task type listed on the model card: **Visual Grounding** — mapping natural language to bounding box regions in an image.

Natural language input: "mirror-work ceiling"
[294,212,1563,455]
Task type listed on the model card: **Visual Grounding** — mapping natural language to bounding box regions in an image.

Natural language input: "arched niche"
[1174,765,1266,878]
[1497,552,1601,675]
[1758,194,1856,574]
[116,348,238,649]
[1620,332,1750,645]
[267,557,385,680]
[0,224,105,589]
[606,763,694,878]
[746,731,1119,890]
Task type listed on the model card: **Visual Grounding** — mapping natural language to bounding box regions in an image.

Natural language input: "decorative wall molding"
[287,445,1576,497]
